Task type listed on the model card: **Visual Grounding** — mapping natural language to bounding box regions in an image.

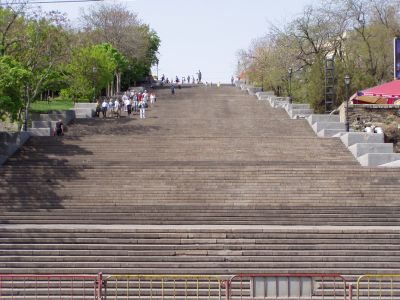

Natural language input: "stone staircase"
[253,85,400,167]
[1,86,400,297]
[1,225,400,276]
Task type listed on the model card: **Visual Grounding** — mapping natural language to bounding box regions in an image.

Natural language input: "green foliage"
[0,5,160,120]
[62,44,120,101]
[0,56,31,121]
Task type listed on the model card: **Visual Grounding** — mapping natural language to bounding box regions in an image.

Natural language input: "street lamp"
[288,67,293,104]
[92,67,97,103]
[344,75,350,132]
[156,59,159,80]
[261,73,264,92]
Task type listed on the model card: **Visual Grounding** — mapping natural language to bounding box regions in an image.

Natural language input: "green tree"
[62,44,120,101]
[0,55,31,121]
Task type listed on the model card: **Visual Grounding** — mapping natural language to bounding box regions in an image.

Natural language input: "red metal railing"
[227,273,349,300]
[0,273,102,299]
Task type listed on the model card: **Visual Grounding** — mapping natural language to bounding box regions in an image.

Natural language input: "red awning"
[362,79,400,98]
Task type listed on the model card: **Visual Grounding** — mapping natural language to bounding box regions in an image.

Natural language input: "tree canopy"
[0,3,160,126]
[237,0,400,111]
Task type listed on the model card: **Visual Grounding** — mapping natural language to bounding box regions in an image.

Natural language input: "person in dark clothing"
[55,119,64,136]
[95,100,101,117]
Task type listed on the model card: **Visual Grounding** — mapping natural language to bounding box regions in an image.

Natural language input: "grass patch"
[31,99,74,113]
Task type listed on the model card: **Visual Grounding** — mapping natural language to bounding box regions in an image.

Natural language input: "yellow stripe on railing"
[357,274,400,300]
[104,275,223,300]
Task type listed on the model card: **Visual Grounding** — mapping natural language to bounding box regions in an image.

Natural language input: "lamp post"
[128,65,132,88]
[344,75,350,132]
[288,67,293,104]
[92,66,97,103]
[261,73,264,92]
[156,59,159,80]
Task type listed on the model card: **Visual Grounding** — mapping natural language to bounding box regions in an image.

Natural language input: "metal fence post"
[348,284,353,300]
[224,280,230,300]
[97,273,103,300]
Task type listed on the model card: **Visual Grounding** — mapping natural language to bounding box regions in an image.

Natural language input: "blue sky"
[38,0,317,83]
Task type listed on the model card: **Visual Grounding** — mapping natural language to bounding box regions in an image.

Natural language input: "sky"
[38,0,317,83]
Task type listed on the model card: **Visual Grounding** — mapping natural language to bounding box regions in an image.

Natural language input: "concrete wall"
[0,131,31,165]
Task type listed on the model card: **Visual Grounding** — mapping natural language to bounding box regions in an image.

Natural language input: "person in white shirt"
[101,99,109,118]
[150,93,156,104]
[114,99,121,118]
[142,90,149,105]
[122,93,129,112]
[124,97,132,116]
[139,99,146,119]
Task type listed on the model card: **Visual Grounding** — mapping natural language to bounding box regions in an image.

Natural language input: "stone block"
[37,111,76,124]
[348,143,393,158]
[357,153,400,167]
[340,132,384,147]
[317,129,345,138]
[256,91,275,100]
[75,108,95,119]
[289,109,314,119]
[287,104,311,111]
[74,103,97,109]
[269,97,289,108]
[379,160,400,168]
[307,114,340,126]
[312,122,346,133]
[32,121,58,129]
[28,128,52,136]
[247,87,262,96]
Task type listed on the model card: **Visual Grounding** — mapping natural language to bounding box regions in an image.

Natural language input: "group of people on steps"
[96,90,156,119]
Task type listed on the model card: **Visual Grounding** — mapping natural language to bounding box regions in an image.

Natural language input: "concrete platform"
[357,153,400,167]
[317,129,345,138]
[340,132,384,147]
[348,143,393,158]
[286,104,311,111]
[289,109,314,119]
[312,122,346,133]
[307,114,340,126]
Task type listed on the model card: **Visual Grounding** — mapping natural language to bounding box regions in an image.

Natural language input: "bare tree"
[80,3,149,61]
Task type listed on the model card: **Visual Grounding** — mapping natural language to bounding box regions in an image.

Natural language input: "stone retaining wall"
[347,105,400,124]
[340,104,400,152]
